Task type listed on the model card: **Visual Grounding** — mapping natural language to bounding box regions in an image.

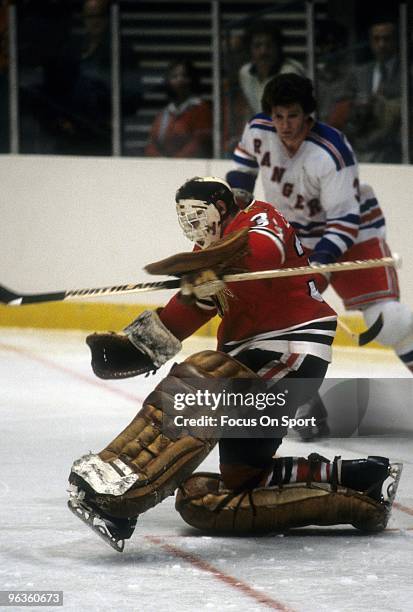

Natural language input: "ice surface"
[1,329,412,612]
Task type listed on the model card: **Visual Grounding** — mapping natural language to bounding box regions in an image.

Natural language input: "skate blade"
[67,498,125,553]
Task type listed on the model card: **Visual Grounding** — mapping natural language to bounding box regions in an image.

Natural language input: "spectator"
[79,0,142,155]
[346,18,401,163]
[16,0,114,155]
[238,19,305,116]
[145,59,212,158]
[71,0,112,155]
[221,28,251,156]
[315,19,354,130]
[81,0,109,63]
[17,0,77,154]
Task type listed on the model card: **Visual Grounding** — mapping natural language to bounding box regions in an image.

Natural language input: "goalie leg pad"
[175,472,393,534]
[69,350,258,520]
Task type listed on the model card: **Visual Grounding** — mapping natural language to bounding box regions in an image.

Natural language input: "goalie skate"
[385,462,403,509]
[353,460,403,531]
[67,486,136,553]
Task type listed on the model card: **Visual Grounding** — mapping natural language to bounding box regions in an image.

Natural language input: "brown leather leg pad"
[176,472,388,533]
[70,350,259,519]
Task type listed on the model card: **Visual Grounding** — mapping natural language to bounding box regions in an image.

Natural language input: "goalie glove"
[86,333,155,379]
[86,310,182,379]
[145,228,249,277]
[180,269,231,316]
[180,269,226,301]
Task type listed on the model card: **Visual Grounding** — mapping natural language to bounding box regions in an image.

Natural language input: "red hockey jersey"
[160,200,337,362]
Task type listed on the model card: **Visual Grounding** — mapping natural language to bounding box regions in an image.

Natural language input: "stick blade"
[0,284,20,305]
[359,313,383,346]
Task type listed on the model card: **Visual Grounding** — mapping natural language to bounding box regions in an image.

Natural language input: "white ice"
[0,328,412,612]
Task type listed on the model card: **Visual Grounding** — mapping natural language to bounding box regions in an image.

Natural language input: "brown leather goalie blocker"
[175,472,389,533]
[144,227,250,276]
[69,350,258,519]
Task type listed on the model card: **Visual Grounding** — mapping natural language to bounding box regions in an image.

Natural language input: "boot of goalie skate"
[272,454,401,502]
[339,457,403,531]
[339,456,390,502]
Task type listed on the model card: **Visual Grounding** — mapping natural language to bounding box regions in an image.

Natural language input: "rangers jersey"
[159,201,337,365]
[228,114,385,262]
[358,183,386,243]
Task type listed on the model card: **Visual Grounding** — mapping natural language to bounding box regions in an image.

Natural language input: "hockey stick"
[0,254,400,306]
[337,315,384,347]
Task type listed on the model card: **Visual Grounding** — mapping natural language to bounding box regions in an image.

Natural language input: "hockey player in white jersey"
[227,73,413,438]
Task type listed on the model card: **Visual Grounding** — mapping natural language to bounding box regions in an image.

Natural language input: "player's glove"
[180,269,226,301]
[308,251,334,293]
[309,250,335,266]
[180,269,231,316]
[86,332,156,379]
[232,188,253,210]
[226,170,255,210]
[87,310,182,379]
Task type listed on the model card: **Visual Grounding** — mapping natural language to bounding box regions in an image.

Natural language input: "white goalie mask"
[175,176,234,248]
[176,198,221,248]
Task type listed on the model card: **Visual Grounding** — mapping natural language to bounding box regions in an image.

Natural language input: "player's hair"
[261,73,316,115]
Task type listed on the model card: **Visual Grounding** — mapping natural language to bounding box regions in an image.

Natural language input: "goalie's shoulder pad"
[176,473,390,533]
[144,228,249,277]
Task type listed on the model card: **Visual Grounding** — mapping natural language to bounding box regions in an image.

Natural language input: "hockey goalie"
[68,177,402,551]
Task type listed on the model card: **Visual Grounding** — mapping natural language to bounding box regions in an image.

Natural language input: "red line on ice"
[393,501,413,517]
[146,535,294,611]
[0,341,143,405]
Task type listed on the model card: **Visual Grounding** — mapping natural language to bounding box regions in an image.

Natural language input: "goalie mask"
[175,176,235,248]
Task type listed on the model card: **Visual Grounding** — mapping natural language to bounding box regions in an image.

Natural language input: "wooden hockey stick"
[0,254,400,306]
[337,319,359,344]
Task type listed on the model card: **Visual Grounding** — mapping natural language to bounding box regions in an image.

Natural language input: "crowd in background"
[222,14,403,163]
[0,0,408,163]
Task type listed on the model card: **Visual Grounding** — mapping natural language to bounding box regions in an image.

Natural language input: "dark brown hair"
[261,73,316,115]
